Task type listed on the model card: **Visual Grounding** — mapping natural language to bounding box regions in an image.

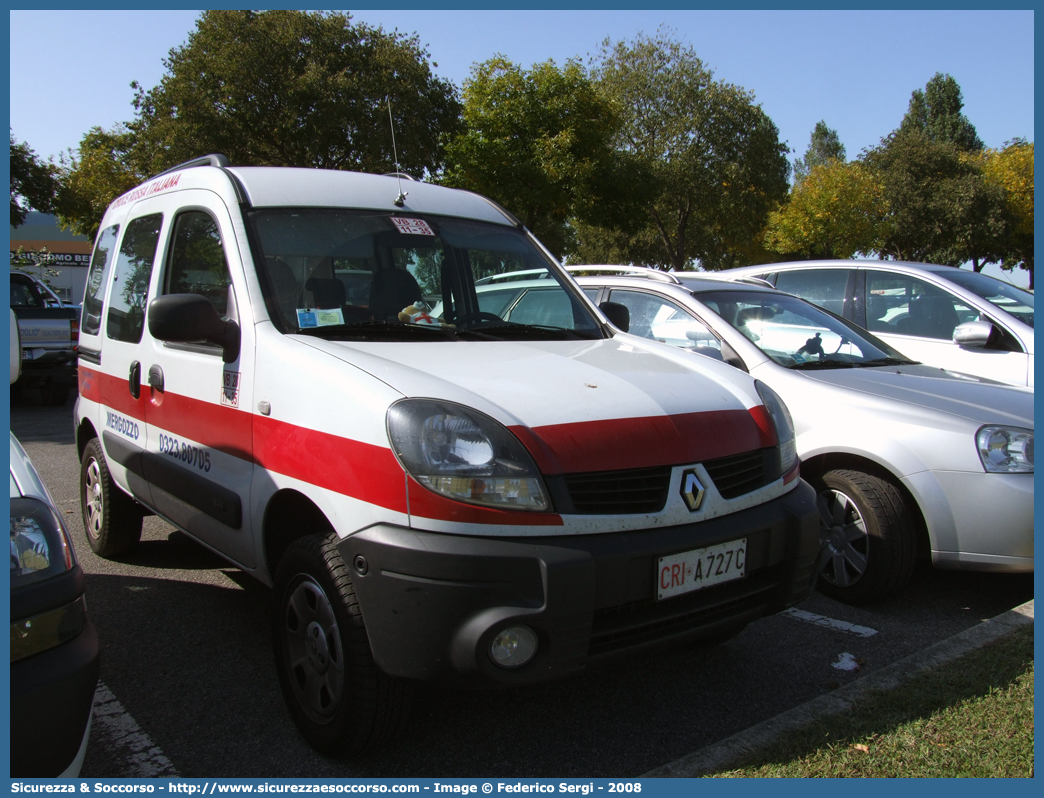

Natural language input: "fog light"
[489,625,538,668]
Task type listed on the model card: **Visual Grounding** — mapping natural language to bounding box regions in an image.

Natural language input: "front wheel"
[814,469,918,604]
[272,533,411,756]
[80,438,143,558]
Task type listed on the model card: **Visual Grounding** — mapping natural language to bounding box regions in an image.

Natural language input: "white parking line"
[782,608,879,638]
[92,682,180,777]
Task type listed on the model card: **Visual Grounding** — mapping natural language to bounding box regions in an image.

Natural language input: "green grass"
[709,625,1034,778]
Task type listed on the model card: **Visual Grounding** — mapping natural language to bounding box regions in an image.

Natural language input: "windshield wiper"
[855,357,920,368]
[787,358,859,370]
[459,323,597,340]
[295,320,460,341]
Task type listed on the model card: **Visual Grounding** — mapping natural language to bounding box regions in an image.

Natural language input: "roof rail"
[475,268,551,285]
[564,265,682,285]
[151,154,231,179]
[382,172,419,182]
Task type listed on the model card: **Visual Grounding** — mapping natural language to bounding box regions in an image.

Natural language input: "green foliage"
[980,140,1034,286]
[792,121,846,186]
[898,73,983,153]
[864,130,1008,267]
[764,160,884,259]
[56,10,462,239]
[442,56,622,257]
[53,126,142,241]
[130,10,460,176]
[10,133,58,226]
[588,29,790,271]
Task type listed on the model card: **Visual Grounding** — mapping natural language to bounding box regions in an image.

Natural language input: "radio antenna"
[387,98,407,207]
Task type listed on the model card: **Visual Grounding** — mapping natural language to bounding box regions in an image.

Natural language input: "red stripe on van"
[253,416,409,514]
[510,408,776,475]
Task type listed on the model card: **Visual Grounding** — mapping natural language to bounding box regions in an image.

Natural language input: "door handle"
[129,361,140,399]
[148,364,164,393]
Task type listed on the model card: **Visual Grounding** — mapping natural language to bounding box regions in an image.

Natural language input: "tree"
[53,126,142,240]
[10,133,58,226]
[763,160,885,260]
[898,73,983,152]
[792,121,845,186]
[980,139,1034,287]
[863,130,1007,266]
[588,29,790,271]
[129,10,461,176]
[441,57,622,257]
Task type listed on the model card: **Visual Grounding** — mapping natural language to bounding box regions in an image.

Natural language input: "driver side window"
[608,289,722,359]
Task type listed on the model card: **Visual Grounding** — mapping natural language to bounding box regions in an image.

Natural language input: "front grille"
[564,466,672,514]
[704,449,770,499]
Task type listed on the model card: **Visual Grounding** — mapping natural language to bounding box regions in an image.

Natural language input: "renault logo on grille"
[681,469,705,511]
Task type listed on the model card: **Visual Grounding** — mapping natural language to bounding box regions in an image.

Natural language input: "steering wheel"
[454,311,503,327]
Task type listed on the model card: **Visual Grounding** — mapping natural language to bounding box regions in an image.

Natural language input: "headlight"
[387,399,550,510]
[977,426,1033,473]
[10,497,75,587]
[755,381,797,477]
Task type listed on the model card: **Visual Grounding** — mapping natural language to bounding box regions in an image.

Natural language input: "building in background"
[9,212,92,305]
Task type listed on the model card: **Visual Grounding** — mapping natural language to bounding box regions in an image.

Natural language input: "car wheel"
[80,438,143,558]
[44,379,70,406]
[814,469,917,605]
[272,533,412,756]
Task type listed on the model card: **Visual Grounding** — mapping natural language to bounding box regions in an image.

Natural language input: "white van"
[74,156,819,755]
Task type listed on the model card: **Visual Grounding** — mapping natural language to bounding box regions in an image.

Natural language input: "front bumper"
[341,480,819,686]
[906,470,1034,571]
[10,621,100,777]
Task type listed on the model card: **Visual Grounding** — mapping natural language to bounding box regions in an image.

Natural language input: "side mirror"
[148,294,241,364]
[953,320,994,348]
[599,301,630,333]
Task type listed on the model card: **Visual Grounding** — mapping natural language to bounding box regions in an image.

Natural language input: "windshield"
[937,270,1034,328]
[698,290,914,369]
[246,209,601,341]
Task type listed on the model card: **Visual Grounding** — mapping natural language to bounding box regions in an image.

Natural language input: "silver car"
[720,259,1034,388]
[574,268,1033,604]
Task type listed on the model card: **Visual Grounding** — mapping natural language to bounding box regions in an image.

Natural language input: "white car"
[575,268,1034,605]
[73,157,821,755]
[721,259,1034,388]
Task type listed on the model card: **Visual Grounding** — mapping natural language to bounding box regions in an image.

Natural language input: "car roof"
[573,271,781,297]
[104,158,521,229]
[726,258,986,279]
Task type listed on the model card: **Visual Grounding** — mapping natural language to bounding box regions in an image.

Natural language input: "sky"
[8,8,1034,166]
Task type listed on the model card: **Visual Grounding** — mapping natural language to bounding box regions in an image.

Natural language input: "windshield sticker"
[390,217,434,236]
[296,307,345,329]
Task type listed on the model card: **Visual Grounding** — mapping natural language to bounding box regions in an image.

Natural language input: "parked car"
[73,156,820,755]
[11,325,99,776]
[574,268,1034,604]
[718,259,1033,388]
[10,270,80,405]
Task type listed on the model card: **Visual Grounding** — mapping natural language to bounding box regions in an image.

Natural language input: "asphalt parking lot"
[10,390,1034,778]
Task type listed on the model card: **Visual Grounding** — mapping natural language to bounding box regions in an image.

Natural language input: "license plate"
[657,538,747,600]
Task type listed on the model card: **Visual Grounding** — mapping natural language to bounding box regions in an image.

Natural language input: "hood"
[801,363,1034,428]
[300,336,777,474]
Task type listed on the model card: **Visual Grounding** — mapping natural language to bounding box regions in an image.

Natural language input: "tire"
[272,533,412,756]
[80,438,143,558]
[814,469,918,605]
[44,379,70,406]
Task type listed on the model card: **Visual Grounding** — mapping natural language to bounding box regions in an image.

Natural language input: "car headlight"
[10,497,86,662]
[755,381,797,477]
[387,399,550,510]
[977,426,1033,473]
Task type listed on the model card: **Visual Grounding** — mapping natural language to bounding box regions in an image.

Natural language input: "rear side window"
[165,211,233,318]
[10,276,42,308]
[866,272,974,341]
[107,214,162,344]
[82,224,120,336]
[774,269,851,316]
